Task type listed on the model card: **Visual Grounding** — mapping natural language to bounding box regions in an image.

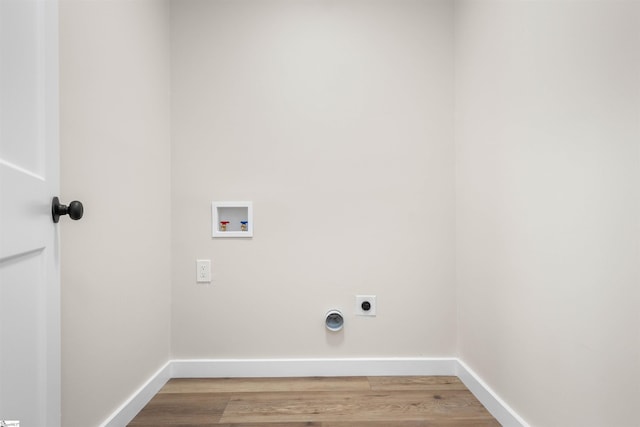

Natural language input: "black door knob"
[52,197,84,223]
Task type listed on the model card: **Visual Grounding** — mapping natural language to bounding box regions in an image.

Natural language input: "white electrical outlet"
[196,259,211,283]
[355,295,376,316]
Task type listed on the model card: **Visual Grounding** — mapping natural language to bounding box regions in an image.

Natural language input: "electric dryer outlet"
[355,295,377,316]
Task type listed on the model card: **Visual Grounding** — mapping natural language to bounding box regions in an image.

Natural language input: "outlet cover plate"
[196,259,211,283]
[355,295,376,316]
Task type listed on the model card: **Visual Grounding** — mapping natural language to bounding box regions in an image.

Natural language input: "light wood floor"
[127,376,501,426]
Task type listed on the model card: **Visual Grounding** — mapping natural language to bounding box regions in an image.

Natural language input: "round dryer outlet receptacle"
[355,295,377,316]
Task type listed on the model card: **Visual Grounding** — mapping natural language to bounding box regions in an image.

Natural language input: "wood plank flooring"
[127,376,501,426]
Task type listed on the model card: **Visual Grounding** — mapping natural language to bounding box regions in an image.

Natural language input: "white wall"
[57,1,640,425]
[170,0,456,359]
[59,1,171,426]
[455,1,640,426]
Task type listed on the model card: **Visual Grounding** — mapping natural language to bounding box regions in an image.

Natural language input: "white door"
[0,0,61,426]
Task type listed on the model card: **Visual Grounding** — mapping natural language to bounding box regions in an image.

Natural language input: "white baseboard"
[456,359,530,427]
[100,361,171,427]
[171,357,458,378]
[102,357,528,427]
